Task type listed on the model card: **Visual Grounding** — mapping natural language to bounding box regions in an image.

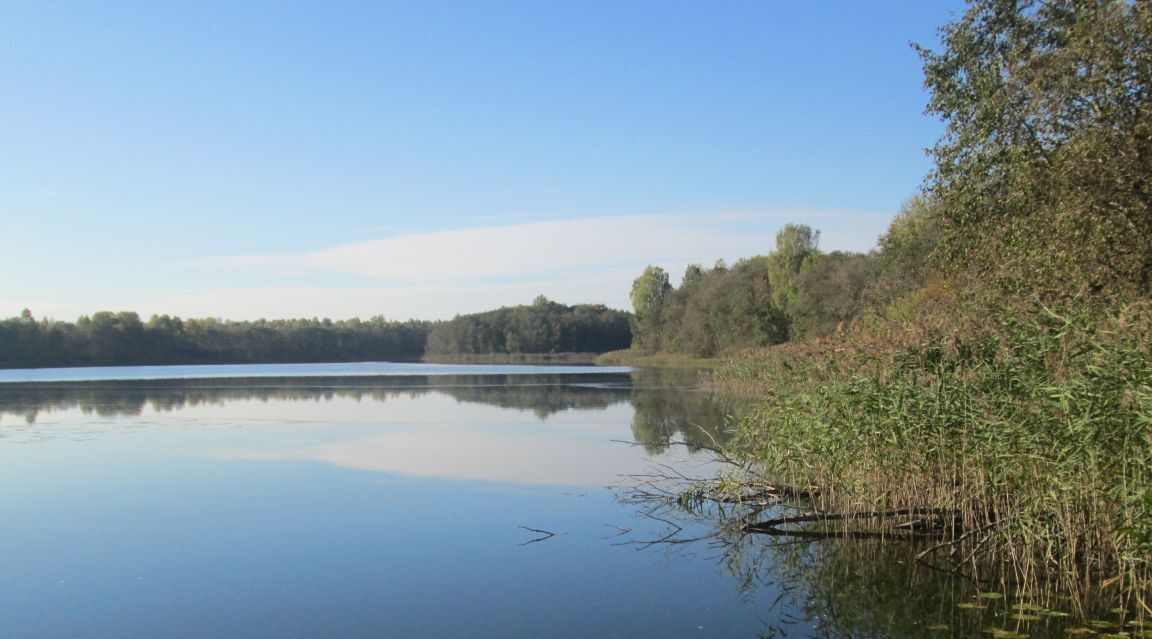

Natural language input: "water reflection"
[0,367,1095,638]
[0,373,632,422]
[1,372,732,450]
[622,483,1129,639]
[726,536,978,638]
[0,371,734,487]
[734,534,1126,638]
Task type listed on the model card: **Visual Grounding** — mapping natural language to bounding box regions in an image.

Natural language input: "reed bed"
[713,300,1152,607]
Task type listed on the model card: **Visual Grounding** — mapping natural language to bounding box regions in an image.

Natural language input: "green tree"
[767,223,820,326]
[629,266,673,352]
[629,257,788,357]
[918,0,1152,298]
[424,301,630,356]
[867,195,942,305]
[680,263,706,290]
[791,251,871,338]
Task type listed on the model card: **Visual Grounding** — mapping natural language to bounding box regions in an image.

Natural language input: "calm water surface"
[0,365,1090,638]
[0,361,632,383]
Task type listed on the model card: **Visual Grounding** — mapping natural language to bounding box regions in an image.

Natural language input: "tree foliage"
[628,253,794,357]
[767,223,821,315]
[790,251,872,338]
[626,222,891,356]
[629,266,673,352]
[872,196,941,294]
[917,0,1152,298]
[0,311,430,369]
[424,297,631,356]
[626,1,1152,357]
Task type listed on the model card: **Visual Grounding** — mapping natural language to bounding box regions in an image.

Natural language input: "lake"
[0,363,1102,638]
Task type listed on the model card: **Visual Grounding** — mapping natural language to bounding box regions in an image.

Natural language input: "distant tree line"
[0,311,430,369]
[629,202,938,357]
[425,296,631,356]
[1,298,634,369]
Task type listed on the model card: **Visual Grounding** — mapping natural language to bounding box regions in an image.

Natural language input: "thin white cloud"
[38,209,892,321]
[131,272,638,321]
[232,430,645,487]
[197,209,888,285]
[202,397,714,487]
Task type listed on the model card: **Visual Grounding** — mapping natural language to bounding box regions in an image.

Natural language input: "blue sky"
[1,1,965,321]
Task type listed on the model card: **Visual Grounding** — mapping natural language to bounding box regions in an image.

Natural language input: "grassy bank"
[422,352,602,365]
[710,299,1152,605]
[595,349,721,368]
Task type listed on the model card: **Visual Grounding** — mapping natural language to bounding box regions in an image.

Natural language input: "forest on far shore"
[0,298,632,369]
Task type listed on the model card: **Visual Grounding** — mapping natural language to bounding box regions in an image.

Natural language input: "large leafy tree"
[629,266,673,352]
[767,223,820,329]
[918,0,1152,298]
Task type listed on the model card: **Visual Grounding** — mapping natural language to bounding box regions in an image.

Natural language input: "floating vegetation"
[985,628,1030,639]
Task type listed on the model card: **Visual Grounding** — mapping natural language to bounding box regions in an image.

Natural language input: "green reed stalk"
[714,301,1152,602]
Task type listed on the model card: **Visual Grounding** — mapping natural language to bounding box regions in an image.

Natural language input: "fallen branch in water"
[741,526,933,541]
[614,511,714,549]
[517,526,560,546]
[619,464,816,510]
[744,507,960,534]
[914,520,1001,562]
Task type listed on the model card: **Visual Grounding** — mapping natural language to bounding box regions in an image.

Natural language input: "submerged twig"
[517,525,560,546]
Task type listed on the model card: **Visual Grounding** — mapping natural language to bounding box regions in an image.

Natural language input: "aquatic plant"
[713,300,1152,606]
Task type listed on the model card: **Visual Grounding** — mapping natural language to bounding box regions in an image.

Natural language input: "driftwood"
[744,507,960,535]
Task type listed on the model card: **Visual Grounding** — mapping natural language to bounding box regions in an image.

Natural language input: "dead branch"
[517,525,560,546]
[744,507,959,534]
[617,511,713,549]
[743,526,934,541]
[914,520,1001,562]
[602,524,631,539]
